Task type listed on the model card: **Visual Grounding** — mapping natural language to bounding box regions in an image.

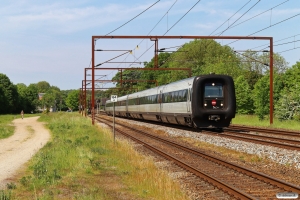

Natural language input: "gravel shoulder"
[0,116,51,189]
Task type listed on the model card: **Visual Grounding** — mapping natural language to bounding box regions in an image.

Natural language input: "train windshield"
[204,83,223,97]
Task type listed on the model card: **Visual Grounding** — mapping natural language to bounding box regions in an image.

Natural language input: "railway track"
[97,112,300,151]
[220,125,300,151]
[228,125,300,138]
[95,115,300,200]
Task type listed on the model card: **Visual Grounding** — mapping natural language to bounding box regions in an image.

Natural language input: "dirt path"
[0,116,51,189]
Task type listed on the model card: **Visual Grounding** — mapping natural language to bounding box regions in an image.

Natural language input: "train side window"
[182,89,187,101]
[158,94,162,103]
[168,92,172,102]
[174,91,177,102]
[140,97,143,105]
[178,90,183,102]
[163,93,168,103]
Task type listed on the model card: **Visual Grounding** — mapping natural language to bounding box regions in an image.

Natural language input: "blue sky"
[0,0,299,90]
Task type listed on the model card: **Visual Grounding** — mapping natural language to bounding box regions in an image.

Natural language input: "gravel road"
[0,116,51,189]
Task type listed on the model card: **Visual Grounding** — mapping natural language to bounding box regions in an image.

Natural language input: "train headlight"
[204,103,207,106]
[221,101,223,106]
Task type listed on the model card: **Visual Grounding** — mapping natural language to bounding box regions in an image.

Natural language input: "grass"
[232,114,300,131]
[0,114,41,139]
[2,112,188,200]
[0,115,16,139]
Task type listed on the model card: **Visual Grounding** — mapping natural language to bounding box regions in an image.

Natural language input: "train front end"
[191,75,236,128]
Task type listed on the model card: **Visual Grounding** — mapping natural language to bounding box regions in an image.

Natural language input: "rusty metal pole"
[84,69,87,117]
[270,38,273,125]
[155,39,158,68]
[120,69,123,87]
[92,38,95,124]
[81,81,84,116]
[79,88,81,114]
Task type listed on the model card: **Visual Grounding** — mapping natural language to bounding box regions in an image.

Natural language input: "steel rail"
[228,125,300,138]
[203,130,300,151]
[224,130,300,146]
[95,117,256,200]
[95,116,300,196]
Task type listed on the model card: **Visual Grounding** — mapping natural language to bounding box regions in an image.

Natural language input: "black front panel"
[191,75,236,127]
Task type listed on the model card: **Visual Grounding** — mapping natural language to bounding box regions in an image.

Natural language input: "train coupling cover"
[209,115,220,121]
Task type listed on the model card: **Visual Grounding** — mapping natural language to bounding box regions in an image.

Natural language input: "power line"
[278,46,300,53]
[129,0,202,68]
[251,33,300,50]
[165,0,202,35]
[89,1,161,84]
[215,0,289,36]
[226,12,300,45]
[218,0,261,36]
[104,0,161,36]
[273,39,300,47]
[112,0,178,69]
[210,0,252,36]
[137,0,178,46]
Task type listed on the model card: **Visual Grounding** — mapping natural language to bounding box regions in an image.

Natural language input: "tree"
[36,81,51,93]
[66,90,80,111]
[235,76,253,114]
[0,73,19,114]
[252,75,270,120]
[26,84,39,112]
[239,51,288,89]
[167,39,242,79]
[275,62,300,120]
[16,83,28,112]
[251,72,284,120]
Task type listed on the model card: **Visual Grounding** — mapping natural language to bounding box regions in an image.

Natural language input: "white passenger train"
[105,74,236,128]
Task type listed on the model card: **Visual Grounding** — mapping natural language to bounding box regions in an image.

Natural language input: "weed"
[0,190,12,200]
[6,183,16,190]
[20,176,32,187]
[91,147,109,155]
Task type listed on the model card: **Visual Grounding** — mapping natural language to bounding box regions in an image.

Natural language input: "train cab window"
[204,83,223,97]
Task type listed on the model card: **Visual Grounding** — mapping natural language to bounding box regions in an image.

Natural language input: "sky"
[0,0,299,90]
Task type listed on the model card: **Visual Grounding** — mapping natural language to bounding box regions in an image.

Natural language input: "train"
[105,74,236,128]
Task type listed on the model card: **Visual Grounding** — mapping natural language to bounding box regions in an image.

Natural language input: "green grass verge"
[2,113,188,200]
[0,115,16,139]
[232,114,300,131]
[0,114,41,139]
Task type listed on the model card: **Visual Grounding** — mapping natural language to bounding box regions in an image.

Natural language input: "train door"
[187,88,191,112]
[159,90,163,113]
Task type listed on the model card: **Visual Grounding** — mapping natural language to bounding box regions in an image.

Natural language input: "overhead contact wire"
[210,0,252,36]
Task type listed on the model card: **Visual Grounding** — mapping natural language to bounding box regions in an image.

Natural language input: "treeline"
[108,39,300,121]
[0,74,80,114]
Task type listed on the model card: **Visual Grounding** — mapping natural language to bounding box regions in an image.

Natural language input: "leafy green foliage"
[252,75,270,120]
[235,76,253,114]
[0,74,19,114]
[66,90,80,110]
[275,62,300,120]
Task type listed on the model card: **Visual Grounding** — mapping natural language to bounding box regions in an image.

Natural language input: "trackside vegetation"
[1,113,188,200]
[0,114,42,139]
[0,115,15,139]
[232,114,300,131]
